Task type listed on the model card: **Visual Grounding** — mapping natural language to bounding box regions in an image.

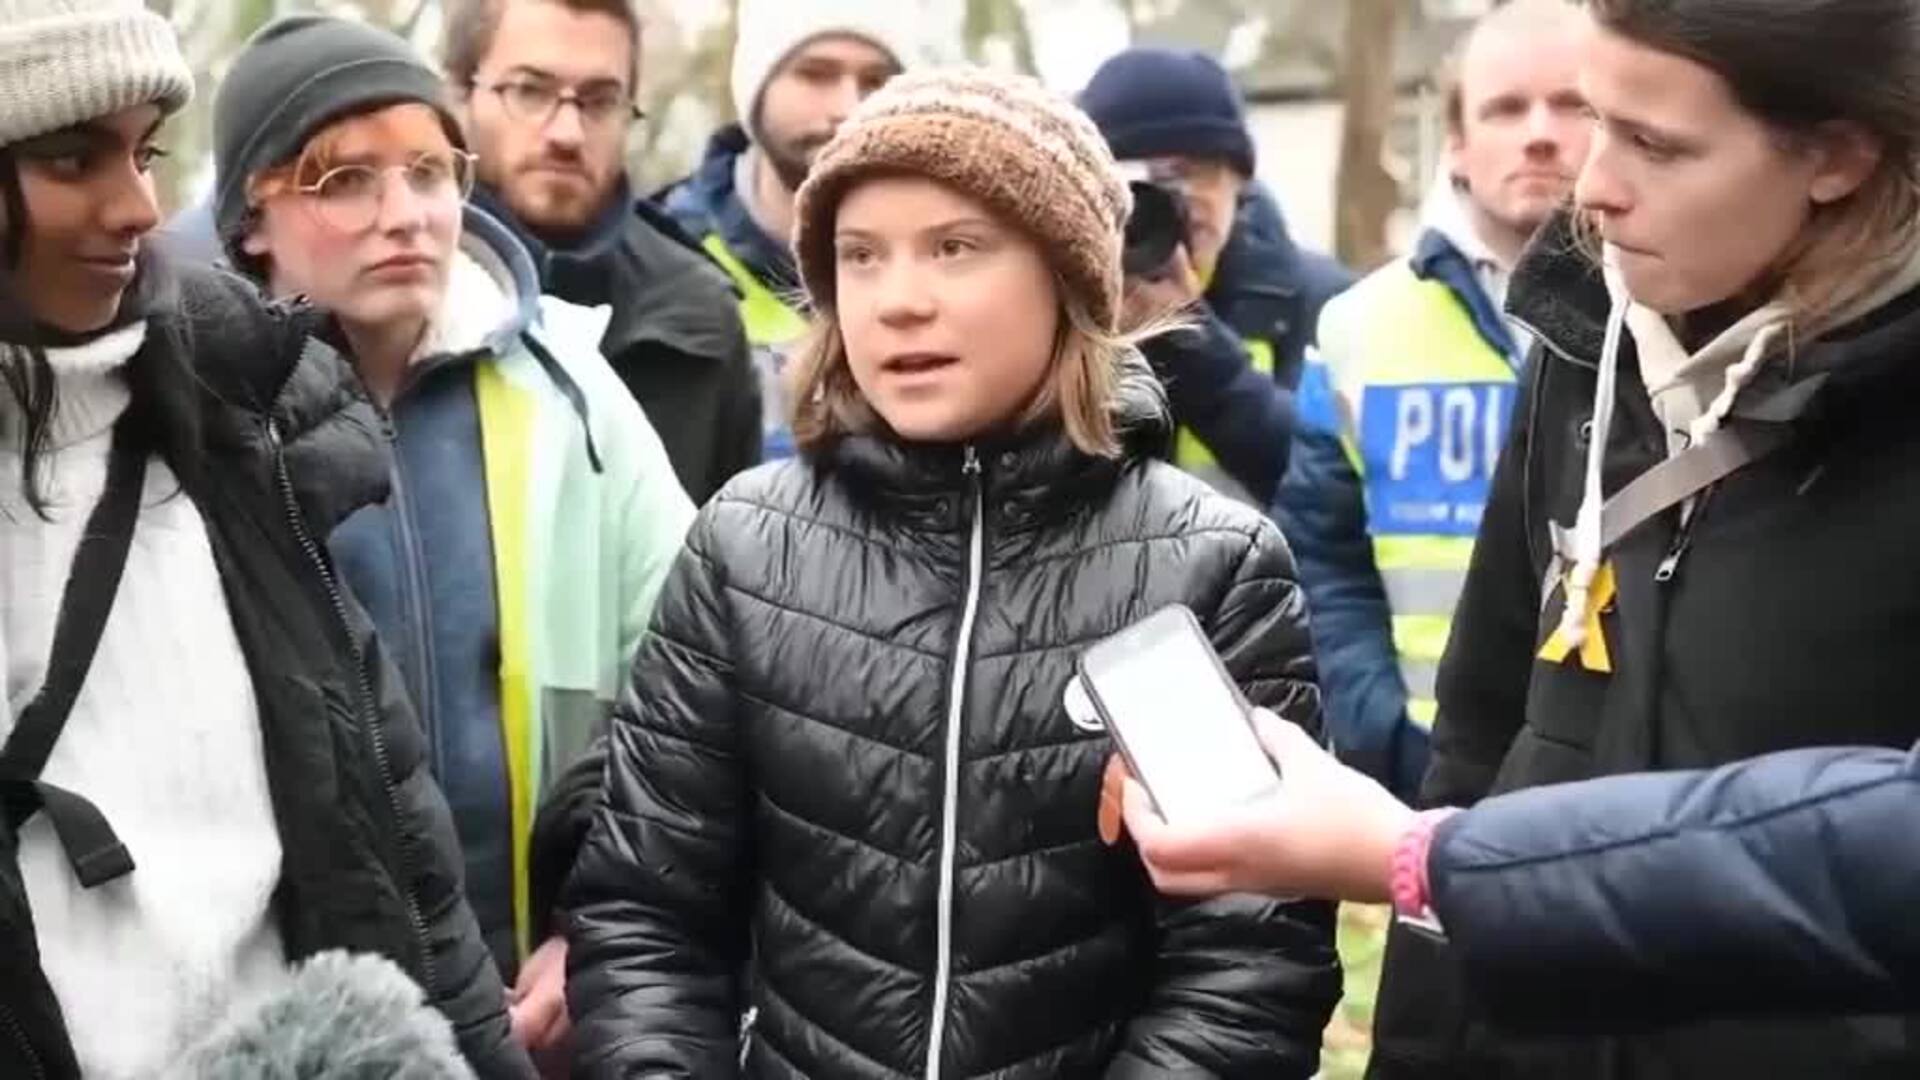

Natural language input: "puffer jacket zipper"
[925,446,986,1080]
[0,1000,45,1080]
[265,417,438,996]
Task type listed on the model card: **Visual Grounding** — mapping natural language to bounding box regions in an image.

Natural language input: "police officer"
[1272,0,1589,797]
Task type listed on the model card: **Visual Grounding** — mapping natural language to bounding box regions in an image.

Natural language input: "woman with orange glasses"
[212,15,693,1071]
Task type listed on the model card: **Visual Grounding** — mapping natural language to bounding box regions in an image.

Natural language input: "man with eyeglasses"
[655,0,917,460]
[445,0,758,503]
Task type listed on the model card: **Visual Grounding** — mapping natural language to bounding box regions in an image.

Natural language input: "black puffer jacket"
[1369,212,1920,1078]
[565,363,1342,1078]
[0,266,531,1079]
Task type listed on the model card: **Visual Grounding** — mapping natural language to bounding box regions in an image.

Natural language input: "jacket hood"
[472,181,742,366]
[662,124,751,235]
[659,123,800,293]
[413,204,543,363]
[824,348,1169,515]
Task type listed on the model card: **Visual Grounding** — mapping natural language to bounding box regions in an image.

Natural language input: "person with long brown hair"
[562,67,1340,1078]
[1349,0,1920,1075]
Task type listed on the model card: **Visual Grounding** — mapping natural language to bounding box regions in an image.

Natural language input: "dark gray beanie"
[212,13,463,272]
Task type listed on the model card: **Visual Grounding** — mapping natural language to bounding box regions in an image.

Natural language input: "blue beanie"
[1079,48,1255,177]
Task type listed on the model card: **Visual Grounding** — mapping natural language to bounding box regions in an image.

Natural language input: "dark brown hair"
[1586,0,1920,326]
[0,147,57,514]
[441,0,642,90]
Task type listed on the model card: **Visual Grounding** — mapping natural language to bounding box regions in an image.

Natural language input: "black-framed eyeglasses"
[478,77,644,128]
[291,150,476,234]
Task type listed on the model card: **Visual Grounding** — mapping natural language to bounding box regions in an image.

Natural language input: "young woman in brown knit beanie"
[565,66,1339,1078]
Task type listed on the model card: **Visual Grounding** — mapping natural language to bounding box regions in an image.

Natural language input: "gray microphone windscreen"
[163,950,476,1080]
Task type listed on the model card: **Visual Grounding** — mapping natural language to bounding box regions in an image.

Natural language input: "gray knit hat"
[0,0,194,149]
[212,14,463,277]
[794,67,1133,331]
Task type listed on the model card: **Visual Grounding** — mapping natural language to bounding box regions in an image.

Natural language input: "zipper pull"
[1656,495,1709,584]
[1654,550,1682,583]
[264,418,282,451]
[962,445,981,478]
[1655,527,1694,583]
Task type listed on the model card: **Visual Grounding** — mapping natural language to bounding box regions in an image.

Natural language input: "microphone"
[163,950,476,1079]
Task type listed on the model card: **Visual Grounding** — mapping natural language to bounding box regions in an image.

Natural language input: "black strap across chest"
[1,415,148,888]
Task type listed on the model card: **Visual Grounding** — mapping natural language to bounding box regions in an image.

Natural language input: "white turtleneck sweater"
[0,324,290,1077]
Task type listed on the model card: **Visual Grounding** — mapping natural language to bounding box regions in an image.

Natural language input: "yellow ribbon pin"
[1538,560,1616,673]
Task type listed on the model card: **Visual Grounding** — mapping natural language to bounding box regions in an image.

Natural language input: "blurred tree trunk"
[963,0,1039,74]
[1334,0,1400,271]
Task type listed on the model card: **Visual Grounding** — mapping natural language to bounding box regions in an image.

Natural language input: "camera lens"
[1123,180,1189,278]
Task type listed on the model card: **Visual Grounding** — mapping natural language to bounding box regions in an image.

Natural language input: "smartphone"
[1075,604,1281,824]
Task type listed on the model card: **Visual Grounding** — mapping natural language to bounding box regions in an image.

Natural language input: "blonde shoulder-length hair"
[785,274,1174,458]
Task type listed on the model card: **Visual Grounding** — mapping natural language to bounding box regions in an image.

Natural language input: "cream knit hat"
[729,0,920,142]
[0,0,193,149]
[793,67,1133,331]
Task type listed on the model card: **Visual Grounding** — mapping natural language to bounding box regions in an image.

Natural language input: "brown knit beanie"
[793,66,1134,331]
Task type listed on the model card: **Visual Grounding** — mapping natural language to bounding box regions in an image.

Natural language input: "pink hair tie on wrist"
[1390,808,1460,936]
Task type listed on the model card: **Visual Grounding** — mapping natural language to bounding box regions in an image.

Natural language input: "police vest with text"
[703,234,806,460]
[1305,260,1521,726]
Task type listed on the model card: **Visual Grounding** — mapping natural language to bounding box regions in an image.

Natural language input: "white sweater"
[0,325,290,1078]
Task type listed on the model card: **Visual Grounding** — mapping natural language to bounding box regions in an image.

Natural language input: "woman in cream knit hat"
[566,66,1339,1078]
[0,2,529,1076]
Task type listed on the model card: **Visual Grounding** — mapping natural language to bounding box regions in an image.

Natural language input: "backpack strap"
[0,414,149,887]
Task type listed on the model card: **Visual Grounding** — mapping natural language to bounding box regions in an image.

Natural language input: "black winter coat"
[565,367,1342,1078]
[0,267,531,1079]
[476,185,760,504]
[1369,212,1920,1078]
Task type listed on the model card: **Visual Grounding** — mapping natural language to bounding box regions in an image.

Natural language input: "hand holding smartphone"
[1072,604,1282,825]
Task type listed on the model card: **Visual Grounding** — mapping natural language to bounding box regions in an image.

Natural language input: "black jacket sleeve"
[1143,309,1295,503]
[1107,523,1342,1078]
[1432,742,1920,1033]
[565,512,749,1078]
[369,634,535,1078]
[1421,350,1548,809]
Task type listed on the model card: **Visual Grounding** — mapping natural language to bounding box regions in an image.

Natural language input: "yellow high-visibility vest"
[1172,336,1277,500]
[702,234,808,458]
[1306,260,1519,726]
